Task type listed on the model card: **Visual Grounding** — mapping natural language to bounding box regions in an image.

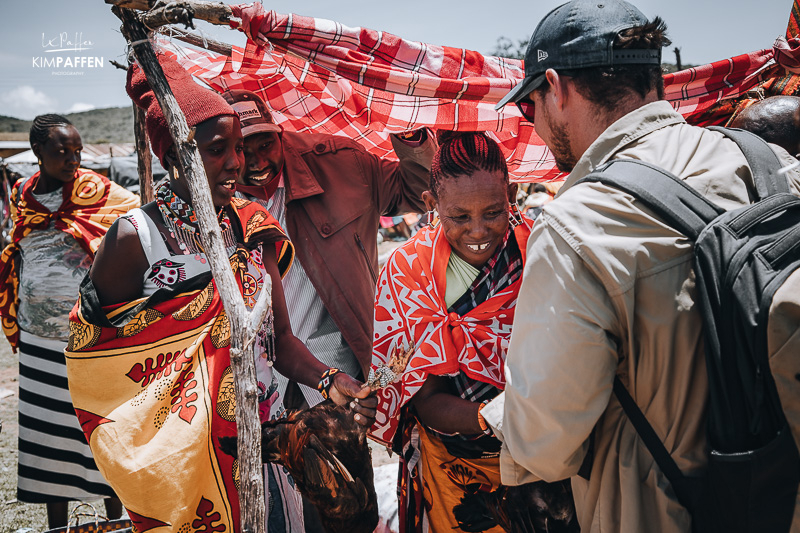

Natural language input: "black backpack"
[575,127,800,533]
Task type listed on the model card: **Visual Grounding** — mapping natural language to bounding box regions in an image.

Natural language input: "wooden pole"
[114,7,269,533]
[175,31,233,56]
[105,0,233,28]
[133,105,155,203]
[1,165,11,247]
[674,47,682,71]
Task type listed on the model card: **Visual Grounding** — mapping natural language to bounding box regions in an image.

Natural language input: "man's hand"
[328,372,379,428]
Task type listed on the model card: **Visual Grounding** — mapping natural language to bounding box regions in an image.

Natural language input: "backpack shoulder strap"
[708,126,790,198]
[575,159,724,240]
[614,376,701,511]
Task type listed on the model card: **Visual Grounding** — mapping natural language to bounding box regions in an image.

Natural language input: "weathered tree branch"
[105,0,233,29]
[175,31,233,56]
[132,105,155,203]
[113,6,267,533]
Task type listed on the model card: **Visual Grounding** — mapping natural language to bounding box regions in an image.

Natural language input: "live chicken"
[219,401,378,533]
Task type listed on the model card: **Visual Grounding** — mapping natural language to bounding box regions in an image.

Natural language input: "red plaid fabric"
[167,1,800,183]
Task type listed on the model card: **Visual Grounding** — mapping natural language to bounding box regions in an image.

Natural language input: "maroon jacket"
[277,131,435,374]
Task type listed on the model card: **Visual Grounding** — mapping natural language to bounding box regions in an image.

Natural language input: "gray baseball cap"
[496,0,661,110]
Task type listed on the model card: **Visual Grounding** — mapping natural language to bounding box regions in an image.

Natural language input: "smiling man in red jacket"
[222,89,434,409]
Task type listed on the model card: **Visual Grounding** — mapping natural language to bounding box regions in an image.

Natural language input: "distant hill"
[0,106,134,144]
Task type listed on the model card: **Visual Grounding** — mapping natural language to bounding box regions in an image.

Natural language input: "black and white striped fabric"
[17,331,113,503]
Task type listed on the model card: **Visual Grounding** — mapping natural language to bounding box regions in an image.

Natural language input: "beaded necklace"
[156,183,237,255]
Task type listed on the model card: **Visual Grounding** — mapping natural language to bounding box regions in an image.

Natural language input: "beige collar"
[558,100,686,195]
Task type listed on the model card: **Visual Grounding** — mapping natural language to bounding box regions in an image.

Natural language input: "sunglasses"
[515,99,536,123]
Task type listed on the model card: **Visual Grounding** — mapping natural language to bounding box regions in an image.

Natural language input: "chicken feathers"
[219,402,378,533]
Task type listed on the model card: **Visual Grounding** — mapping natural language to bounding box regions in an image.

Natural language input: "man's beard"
[545,111,578,173]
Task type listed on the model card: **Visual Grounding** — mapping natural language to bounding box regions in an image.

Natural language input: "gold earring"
[37,159,42,165]
[426,209,439,229]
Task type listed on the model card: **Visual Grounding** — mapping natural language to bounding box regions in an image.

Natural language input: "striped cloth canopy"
[169,1,800,183]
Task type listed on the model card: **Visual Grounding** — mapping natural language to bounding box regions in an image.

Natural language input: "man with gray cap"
[479,1,800,531]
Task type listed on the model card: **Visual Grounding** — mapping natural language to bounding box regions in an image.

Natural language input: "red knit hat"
[126,53,237,166]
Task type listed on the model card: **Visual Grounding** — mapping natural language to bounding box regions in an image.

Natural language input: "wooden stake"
[105,0,233,29]
[1,165,11,247]
[114,6,268,533]
[133,105,155,203]
[175,31,233,56]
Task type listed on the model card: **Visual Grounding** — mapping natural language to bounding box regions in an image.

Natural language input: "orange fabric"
[417,425,504,533]
[0,169,139,351]
[369,222,530,446]
[65,200,293,533]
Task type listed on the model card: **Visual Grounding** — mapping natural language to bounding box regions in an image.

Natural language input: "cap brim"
[495,74,546,111]
[241,123,282,137]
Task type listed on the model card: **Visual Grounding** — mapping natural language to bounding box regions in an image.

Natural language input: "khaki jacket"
[279,131,435,375]
[482,101,800,532]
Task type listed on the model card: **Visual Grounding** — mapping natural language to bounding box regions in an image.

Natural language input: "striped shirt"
[244,179,360,405]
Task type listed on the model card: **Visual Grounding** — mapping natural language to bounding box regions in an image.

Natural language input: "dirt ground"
[0,336,46,532]
[2,339,44,531]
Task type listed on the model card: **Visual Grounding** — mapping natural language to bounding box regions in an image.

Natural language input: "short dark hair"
[430,132,509,198]
[30,114,73,147]
[536,17,671,113]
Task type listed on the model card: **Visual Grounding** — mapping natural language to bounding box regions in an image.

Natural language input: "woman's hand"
[329,373,378,428]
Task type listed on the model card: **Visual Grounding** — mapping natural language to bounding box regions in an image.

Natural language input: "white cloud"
[66,102,96,114]
[0,85,57,119]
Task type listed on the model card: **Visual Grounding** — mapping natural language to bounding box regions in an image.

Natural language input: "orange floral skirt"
[417,425,504,533]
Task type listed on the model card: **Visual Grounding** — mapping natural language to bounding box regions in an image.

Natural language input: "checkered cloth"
[664,38,800,126]
[166,1,800,183]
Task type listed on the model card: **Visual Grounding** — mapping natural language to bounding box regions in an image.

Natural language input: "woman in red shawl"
[369,132,531,532]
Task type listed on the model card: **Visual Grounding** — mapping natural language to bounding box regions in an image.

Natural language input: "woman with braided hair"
[368,132,533,532]
[0,114,138,527]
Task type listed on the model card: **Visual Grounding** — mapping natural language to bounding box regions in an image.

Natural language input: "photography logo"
[33,32,105,76]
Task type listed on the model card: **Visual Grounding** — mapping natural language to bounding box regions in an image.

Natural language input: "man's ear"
[421,190,438,213]
[544,68,568,111]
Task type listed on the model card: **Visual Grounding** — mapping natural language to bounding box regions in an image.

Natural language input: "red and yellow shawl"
[369,222,530,446]
[65,199,293,533]
[0,169,140,351]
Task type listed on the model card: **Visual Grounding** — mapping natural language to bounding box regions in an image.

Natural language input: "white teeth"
[467,242,490,252]
[249,171,271,183]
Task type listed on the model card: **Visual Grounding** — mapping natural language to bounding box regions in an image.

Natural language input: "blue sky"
[0,0,794,119]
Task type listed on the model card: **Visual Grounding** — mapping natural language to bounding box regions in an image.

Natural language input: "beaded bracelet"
[317,368,341,400]
[477,400,493,436]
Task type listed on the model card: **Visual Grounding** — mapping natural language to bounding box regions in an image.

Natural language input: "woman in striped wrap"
[0,114,139,527]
